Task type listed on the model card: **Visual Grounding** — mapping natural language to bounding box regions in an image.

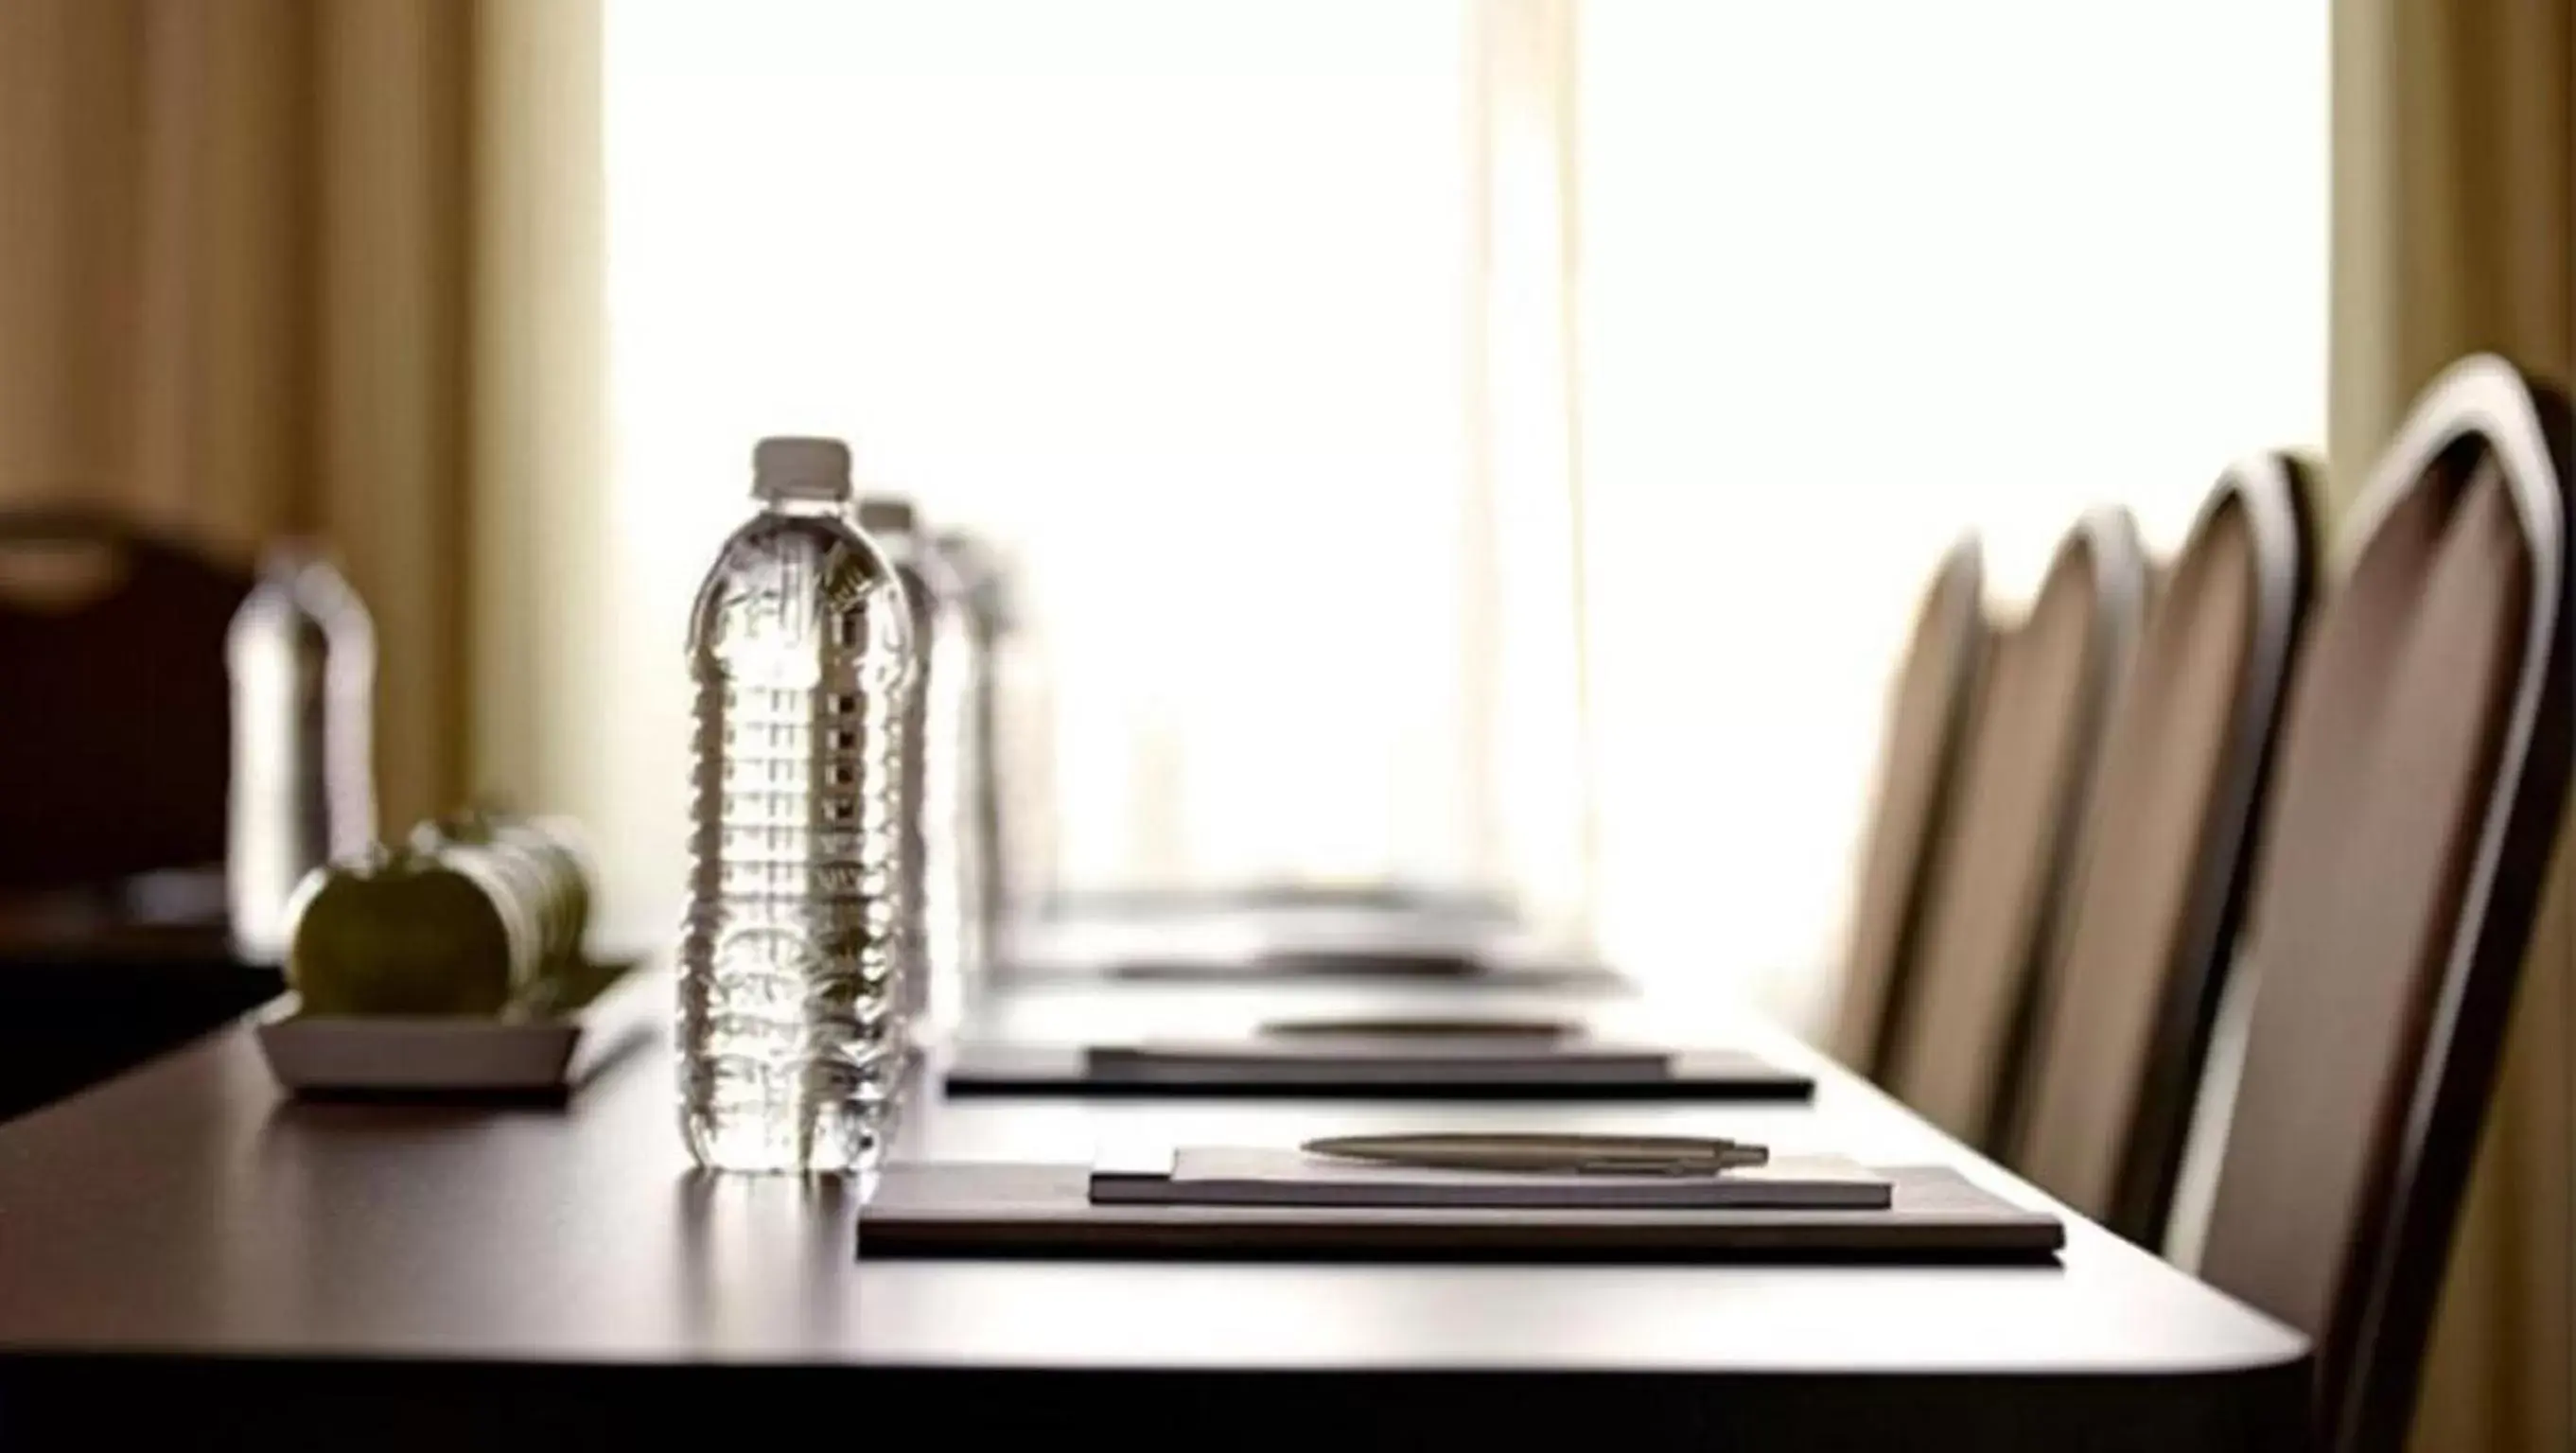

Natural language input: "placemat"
[943,1041,1814,1101]
[1000,954,1630,990]
[857,1162,2063,1263]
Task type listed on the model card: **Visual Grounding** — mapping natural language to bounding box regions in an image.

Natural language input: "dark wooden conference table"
[0,963,2309,1449]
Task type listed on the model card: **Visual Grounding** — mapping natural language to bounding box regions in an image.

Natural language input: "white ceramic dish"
[254,961,644,1094]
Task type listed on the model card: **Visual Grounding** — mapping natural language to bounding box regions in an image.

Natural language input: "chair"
[2193,356,2571,1453]
[1879,507,2147,1148]
[0,510,273,1124]
[0,509,247,894]
[2006,456,2317,1246]
[1826,537,1988,1076]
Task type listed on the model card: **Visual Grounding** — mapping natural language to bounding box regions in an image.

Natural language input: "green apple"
[285,845,524,1016]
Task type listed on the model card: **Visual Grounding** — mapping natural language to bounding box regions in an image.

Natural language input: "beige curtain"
[2331,2,2574,1448]
[0,0,599,832]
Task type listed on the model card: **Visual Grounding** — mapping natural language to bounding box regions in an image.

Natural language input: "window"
[1576,0,2325,1021]
[601,0,2326,1026]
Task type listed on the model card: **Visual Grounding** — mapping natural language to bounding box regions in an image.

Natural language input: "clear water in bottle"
[225,547,377,962]
[857,498,983,1041]
[932,527,1013,978]
[680,437,915,1174]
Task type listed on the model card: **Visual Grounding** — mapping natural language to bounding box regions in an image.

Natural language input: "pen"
[1302,1132,1768,1177]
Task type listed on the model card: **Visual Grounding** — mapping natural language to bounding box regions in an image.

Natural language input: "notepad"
[1089,1147,1893,1211]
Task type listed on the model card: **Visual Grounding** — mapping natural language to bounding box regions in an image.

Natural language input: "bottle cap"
[751,437,852,502]
[856,495,919,534]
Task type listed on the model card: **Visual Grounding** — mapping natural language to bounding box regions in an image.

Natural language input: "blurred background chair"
[1878,507,2147,1149]
[2006,455,2317,1246]
[0,509,240,910]
[2192,358,2571,1453]
[0,509,275,1121]
[1825,537,1987,1077]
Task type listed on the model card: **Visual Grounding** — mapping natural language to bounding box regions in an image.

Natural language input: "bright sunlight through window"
[603,0,2324,1026]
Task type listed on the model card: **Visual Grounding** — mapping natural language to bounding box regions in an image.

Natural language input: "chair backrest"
[0,510,248,891]
[1880,507,2147,1147]
[2007,457,2316,1246]
[1827,538,1989,1075]
[2195,357,2571,1453]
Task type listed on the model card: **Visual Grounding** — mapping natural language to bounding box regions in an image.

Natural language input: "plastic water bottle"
[855,497,982,1039]
[226,548,377,962]
[681,438,915,1174]
[931,527,1013,969]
